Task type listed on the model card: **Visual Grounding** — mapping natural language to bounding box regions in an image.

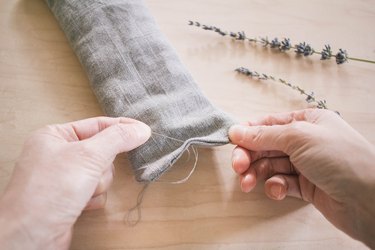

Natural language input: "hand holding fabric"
[0,117,150,249]
[229,109,375,248]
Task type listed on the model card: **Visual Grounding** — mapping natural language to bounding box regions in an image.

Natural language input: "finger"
[229,121,315,154]
[232,145,287,174]
[232,146,251,174]
[250,157,296,180]
[239,167,257,193]
[83,121,151,158]
[249,150,287,163]
[298,174,317,203]
[248,109,311,126]
[239,156,294,193]
[228,125,286,151]
[54,116,145,142]
[264,174,302,200]
[93,165,114,197]
[84,193,107,210]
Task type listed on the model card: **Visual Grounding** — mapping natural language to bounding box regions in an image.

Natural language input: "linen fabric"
[46,0,235,182]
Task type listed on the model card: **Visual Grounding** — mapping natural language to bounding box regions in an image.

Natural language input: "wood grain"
[0,0,374,249]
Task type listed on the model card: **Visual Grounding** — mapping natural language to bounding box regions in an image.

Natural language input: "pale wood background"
[0,0,374,249]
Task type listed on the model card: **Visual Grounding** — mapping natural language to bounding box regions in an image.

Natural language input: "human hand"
[228,109,375,248]
[0,117,151,250]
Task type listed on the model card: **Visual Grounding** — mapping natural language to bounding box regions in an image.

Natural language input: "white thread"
[151,131,185,142]
[151,132,199,184]
[125,131,200,226]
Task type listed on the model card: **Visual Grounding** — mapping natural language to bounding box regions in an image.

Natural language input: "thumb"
[228,124,291,152]
[84,121,151,158]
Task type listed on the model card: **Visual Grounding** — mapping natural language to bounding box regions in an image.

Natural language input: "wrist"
[352,199,375,249]
[349,145,375,248]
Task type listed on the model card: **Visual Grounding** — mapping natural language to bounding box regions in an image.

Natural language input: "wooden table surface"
[1,0,374,249]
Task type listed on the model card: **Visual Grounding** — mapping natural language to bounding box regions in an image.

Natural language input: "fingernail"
[241,174,252,193]
[229,125,247,142]
[133,123,151,142]
[232,149,241,165]
[270,184,284,200]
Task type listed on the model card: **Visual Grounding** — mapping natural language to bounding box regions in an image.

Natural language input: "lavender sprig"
[235,67,328,109]
[189,21,375,65]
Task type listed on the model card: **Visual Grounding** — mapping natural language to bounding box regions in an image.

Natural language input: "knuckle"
[262,115,274,125]
[282,122,311,153]
[286,121,310,136]
[114,124,133,141]
[251,126,265,143]
[114,123,141,143]
[308,108,337,122]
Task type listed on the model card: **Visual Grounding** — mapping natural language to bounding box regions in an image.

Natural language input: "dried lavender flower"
[218,31,227,36]
[316,100,328,109]
[304,45,314,56]
[202,25,212,30]
[270,38,281,48]
[336,49,348,64]
[305,92,315,103]
[236,31,246,40]
[280,38,292,51]
[189,20,375,65]
[295,42,307,54]
[235,67,250,75]
[320,44,332,60]
[235,66,329,109]
[295,42,314,56]
[235,67,260,77]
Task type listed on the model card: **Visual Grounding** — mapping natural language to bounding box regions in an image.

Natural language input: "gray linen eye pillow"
[46,0,235,182]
